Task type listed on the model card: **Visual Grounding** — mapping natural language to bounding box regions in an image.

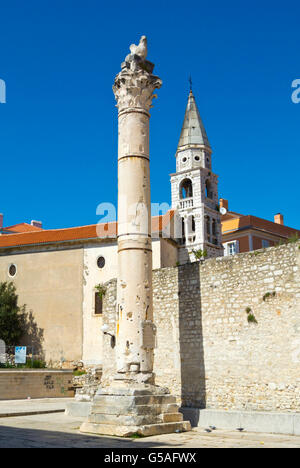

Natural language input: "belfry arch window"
[179,179,193,199]
[205,179,213,199]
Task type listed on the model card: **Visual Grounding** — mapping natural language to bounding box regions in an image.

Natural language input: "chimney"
[31,220,43,229]
[0,214,3,230]
[274,213,284,225]
[220,198,228,211]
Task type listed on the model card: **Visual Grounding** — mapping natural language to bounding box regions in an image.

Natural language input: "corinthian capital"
[113,36,162,114]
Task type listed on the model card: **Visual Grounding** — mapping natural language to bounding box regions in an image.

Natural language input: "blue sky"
[0,0,299,230]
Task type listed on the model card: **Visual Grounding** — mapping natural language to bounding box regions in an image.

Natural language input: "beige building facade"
[0,219,178,366]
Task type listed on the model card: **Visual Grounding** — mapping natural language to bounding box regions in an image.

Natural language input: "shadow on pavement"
[0,423,186,448]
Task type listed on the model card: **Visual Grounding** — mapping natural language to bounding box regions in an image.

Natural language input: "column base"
[79,382,191,437]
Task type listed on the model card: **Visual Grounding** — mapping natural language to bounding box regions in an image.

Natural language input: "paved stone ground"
[0,412,300,448]
[0,398,74,417]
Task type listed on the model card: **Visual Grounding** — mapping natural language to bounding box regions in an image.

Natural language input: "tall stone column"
[113,36,161,383]
[80,37,191,437]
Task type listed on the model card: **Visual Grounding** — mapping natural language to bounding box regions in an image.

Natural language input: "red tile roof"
[4,223,43,234]
[222,214,300,238]
[0,211,175,249]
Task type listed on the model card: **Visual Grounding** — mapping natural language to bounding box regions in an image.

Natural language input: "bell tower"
[170,89,223,263]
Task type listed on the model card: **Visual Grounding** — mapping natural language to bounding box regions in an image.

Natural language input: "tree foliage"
[0,282,27,346]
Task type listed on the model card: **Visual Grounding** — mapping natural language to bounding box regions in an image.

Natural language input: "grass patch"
[73,370,86,376]
[247,313,258,324]
[245,307,258,324]
[263,291,276,301]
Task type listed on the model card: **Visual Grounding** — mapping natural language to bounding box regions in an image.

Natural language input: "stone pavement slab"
[0,398,74,418]
[0,413,300,448]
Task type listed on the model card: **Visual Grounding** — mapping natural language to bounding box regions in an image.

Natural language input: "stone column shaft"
[117,110,153,374]
[113,47,162,381]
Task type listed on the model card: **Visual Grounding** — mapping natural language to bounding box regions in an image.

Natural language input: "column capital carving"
[113,36,162,114]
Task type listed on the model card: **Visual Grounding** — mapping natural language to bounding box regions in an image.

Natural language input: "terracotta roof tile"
[0,211,175,249]
[4,223,43,234]
[222,214,300,237]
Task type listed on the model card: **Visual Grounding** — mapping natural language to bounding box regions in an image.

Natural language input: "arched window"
[179,179,193,199]
[205,179,213,199]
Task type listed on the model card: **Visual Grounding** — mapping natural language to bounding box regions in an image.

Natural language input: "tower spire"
[177,90,211,151]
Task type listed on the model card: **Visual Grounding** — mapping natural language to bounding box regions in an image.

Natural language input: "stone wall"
[102,242,300,412]
[0,370,74,400]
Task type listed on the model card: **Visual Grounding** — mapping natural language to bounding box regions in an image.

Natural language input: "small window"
[97,256,105,269]
[182,157,187,163]
[228,242,237,256]
[262,240,270,248]
[194,155,200,161]
[8,264,17,278]
[95,293,103,315]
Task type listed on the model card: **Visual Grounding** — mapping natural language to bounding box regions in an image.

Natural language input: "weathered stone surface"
[102,242,300,413]
[112,36,162,381]
[80,421,191,437]
[91,403,179,416]
[74,368,102,402]
[161,412,183,423]
[96,382,170,396]
[88,413,162,426]
[65,401,92,418]
[93,394,176,407]
[80,385,190,436]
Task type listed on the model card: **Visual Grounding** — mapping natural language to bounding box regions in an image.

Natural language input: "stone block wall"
[102,242,300,412]
[0,370,74,400]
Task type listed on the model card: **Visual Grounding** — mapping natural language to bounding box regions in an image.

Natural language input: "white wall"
[82,239,170,364]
